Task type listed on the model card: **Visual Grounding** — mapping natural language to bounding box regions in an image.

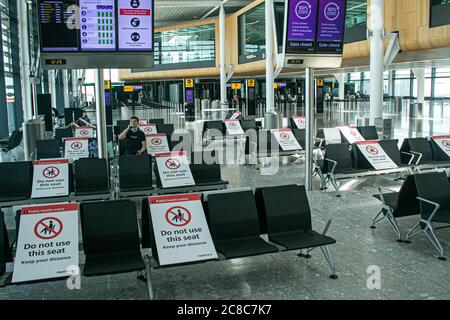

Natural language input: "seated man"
[119,116,147,156]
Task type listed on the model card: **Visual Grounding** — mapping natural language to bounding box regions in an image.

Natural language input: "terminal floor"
[1,108,450,300]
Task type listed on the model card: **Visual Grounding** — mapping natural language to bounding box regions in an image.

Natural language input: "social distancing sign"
[12,203,79,283]
[155,152,195,188]
[225,120,244,135]
[146,133,170,156]
[293,117,306,129]
[432,136,450,158]
[31,160,69,199]
[323,128,342,144]
[272,129,302,151]
[148,194,217,266]
[140,124,158,135]
[139,119,148,125]
[355,141,398,170]
[339,126,366,144]
[75,127,95,138]
[230,111,241,120]
[64,138,89,161]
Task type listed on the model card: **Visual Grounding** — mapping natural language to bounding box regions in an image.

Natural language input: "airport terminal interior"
[1,0,450,301]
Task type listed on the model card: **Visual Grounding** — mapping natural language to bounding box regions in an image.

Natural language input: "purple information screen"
[286,0,318,54]
[185,89,194,104]
[316,0,346,54]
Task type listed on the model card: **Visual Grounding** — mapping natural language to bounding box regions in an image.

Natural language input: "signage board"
[339,126,366,144]
[272,129,302,151]
[146,134,171,156]
[224,120,244,135]
[286,0,318,54]
[432,136,450,158]
[355,141,399,170]
[31,160,70,199]
[64,138,90,160]
[155,152,195,189]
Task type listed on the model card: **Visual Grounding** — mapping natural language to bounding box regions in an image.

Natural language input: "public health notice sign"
[140,124,158,135]
[139,119,148,125]
[31,160,69,199]
[146,133,170,156]
[12,203,79,283]
[272,129,302,151]
[293,116,306,129]
[323,128,342,144]
[230,111,241,120]
[155,152,195,188]
[225,120,244,135]
[64,138,89,161]
[355,141,398,171]
[339,126,366,144]
[432,136,450,158]
[118,0,153,51]
[148,194,217,266]
[75,127,95,138]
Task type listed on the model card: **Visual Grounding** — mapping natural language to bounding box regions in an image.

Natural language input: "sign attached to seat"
[432,136,450,157]
[31,160,69,199]
[75,127,95,138]
[139,119,148,125]
[64,138,90,161]
[146,133,170,156]
[292,116,306,129]
[230,111,241,120]
[12,203,79,283]
[155,152,195,188]
[339,126,366,144]
[323,128,342,144]
[148,193,217,266]
[355,141,398,170]
[140,124,158,135]
[225,120,244,135]
[272,129,302,151]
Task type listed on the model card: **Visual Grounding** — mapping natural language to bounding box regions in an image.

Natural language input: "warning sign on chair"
[12,203,79,283]
[230,111,241,120]
[292,117,306,129]
[146,134,170,156]
[31,160,69,199]
[272,129,302,151]
[339,126,366,144]
[140,124,158,135]
[432,136,450,158]
[225,120,244,135]
[323,128,342,144]
[75,127,95,138]
[355,141,398,170]
[155,152,195,188]
[64,138,89,161]
[148,194,217,266]
[139,119,148,125]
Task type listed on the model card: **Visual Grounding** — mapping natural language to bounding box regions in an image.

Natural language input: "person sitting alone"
[119,116,147,155]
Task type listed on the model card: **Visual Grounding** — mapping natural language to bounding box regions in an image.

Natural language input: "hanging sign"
[355,141,398,170]
[12,203,79,283]
[339,126,366,144]
[140,124,158,135]
[272,129,302,151]
[432,136,450,158]
[292,116,306,129]
[155,152,195,188]
[31,159,69,199]
[286,0,318,54]
[146,133,171,156]
[148,193,218,266]
[64,138,89,161]
[75,127,95,138]
[224,120,245,135]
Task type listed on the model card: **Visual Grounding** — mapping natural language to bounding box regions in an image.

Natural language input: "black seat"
[156,124,175,136]
[292,129,306,149]
[0,129,23,160]
[80,200,145,276]
[378,139,407,167]
[357,126,379,140]
[149,119,164,125]
[119,155,153,193]
[407,172,450,259]
[240,120,257,133]
[207,190,278,259]
[430,138,450,162]
[36,139,61,159]
[372,174,420,241]
[203,121,225,137]
[169,133,191,152]
[190,163,228,186]
[0,161,33,202]
[74,158,110,196]
[54,127,73,146]
[1,210,12,276]
[400,138,435,165]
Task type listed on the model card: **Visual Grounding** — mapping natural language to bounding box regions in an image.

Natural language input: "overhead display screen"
[39,0,79,52]
[285,0,346,55]
[38,0,154,53]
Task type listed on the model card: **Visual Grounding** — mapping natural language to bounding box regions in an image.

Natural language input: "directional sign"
[148,193,217,266]
[355,141,398,170]
[247,79,255,88]
[272,129,302,151]
[146,133,170,156]
[64,138,89,160]
[185,79,194,88]
[155,152,195,188]
[31,160,69,199]
[12,203,79,283]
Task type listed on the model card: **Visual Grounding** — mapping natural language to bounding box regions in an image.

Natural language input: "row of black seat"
[35,138,98,160]
[373,171,450,260]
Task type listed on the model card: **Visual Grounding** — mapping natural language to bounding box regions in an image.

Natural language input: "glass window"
[239,4,266,56]
[346,0,367,29]
[154,24,215,66]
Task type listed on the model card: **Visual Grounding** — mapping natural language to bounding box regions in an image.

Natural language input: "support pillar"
[305,68,315,191]
[414,68,425,104]
[265,0,274,112]
[63,70,70,109]
[95,69,107,159]
[18,0,32,121]
[219,5,227,109]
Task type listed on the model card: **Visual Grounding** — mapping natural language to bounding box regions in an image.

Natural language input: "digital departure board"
[316,0,346,54]
[286,0,318,54]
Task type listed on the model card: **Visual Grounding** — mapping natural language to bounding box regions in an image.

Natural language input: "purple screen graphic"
[185,89,194,104]
[316,0,346,53]
[286,0,318,54]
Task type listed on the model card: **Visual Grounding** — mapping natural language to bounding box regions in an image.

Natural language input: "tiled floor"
[1,105,449,300]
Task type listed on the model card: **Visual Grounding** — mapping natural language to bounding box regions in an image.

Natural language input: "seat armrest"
[401,151,416,165]
[410,151,423,165]
[324,158,338,175]
[416,197,441,222]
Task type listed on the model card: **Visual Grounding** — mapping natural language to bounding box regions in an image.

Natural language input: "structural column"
[265,0,275,112]
[369,0,385,125]
[414,68,425,105]
[95,69,107,159]
[305,68,315,191]
[335,73,345,100]
[49,70,57,109]
[72,69,79,107]
[219,5,227,109]
[18,0,32,121]
[63,70,70,109]
[388,70,394,96]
